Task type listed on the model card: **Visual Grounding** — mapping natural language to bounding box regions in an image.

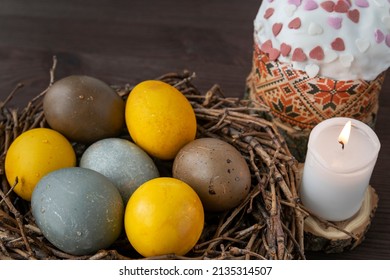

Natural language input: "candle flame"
[338,120,352,149]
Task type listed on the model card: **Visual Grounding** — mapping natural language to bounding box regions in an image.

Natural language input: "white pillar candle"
[301,117,381,221]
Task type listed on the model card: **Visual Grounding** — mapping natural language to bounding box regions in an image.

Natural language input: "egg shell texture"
[31,167,124,256]
[172,138,252,212]
[4,128,76,201]
[80,138,159,204]
[43,75,125,143]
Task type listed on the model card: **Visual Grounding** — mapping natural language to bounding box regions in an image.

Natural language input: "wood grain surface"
[0,0,388,259]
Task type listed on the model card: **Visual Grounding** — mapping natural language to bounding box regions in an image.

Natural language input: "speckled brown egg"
[172,138,251,212]
[43,75,125,143]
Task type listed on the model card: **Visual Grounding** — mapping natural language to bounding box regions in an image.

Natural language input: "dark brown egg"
[172,138,251,212]
[43,75,125,143]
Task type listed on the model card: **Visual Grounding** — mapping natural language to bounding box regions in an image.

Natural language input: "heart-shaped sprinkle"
[324,49,338,63]
[331,37,345,51]
[328,16,343,29]
[356,0,369,7]
[309,46,325,60]
[268,48,281,61]
[261,40,273,53]
[285,4,297,16]
[340,54,354,68]
[272,23,283,36]
[305,64,320,78]
[320,1,335,12]
[375,29,385,43]
[280,43,292,56]
[386,34,390,47]
[288,17,301,29]
[288,0,302,6]
[304,0,319,10]
[264,8,274,19]
[334,1,349,13]
[292,48,307,62]
[356,38,370,53]
[308,22,323,35]
[347,9,360,23]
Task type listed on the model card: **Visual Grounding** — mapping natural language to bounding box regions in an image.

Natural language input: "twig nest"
[1,69,307,260]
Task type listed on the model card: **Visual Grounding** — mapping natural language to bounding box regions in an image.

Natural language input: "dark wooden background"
[0,0,388,259]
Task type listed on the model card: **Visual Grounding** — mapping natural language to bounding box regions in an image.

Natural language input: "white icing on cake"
[254,0,390,81]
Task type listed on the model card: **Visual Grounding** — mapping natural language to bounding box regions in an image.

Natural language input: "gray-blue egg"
[31,167,124,256]
[79,138,159,203]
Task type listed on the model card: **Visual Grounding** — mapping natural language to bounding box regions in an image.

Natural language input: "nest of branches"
[0,57,307,260]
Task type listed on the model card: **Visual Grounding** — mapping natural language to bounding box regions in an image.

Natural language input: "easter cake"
[246,0,390,161]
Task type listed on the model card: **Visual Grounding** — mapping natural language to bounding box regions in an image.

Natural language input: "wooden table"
[0,0,389,259]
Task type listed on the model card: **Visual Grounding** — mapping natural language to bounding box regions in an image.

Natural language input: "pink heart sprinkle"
[348,9,360,23]
[386,34,390,48]
[288,17,301,29]
[280,43,292,56]
[268,48,281,61]
[261,40,273,53]
[264,8,274,19]
[292,48,307,62]
[334,1,349,13]
[375,29,385,43]
[272,23,283,37]
[304,0,318,10]
[320,1,335,12]
[288,0,302,6]
[356,0,369,8]
[328,16,343,29]
[309,46,325,60]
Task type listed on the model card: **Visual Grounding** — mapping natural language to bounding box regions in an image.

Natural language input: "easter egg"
[80,138,160,203]
[43,75,125,143]
[124,177,204,257]
[5,128,76,201]
[172,138,251,212]
[125,80,197,160]
[31,167,124,256]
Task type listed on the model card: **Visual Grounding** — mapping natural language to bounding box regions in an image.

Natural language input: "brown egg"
[43,75,125,143]
[172,138,251,212]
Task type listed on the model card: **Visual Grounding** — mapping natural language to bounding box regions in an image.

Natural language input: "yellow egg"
[125,80,197,160]
[124,177,204,257]
[5,128,76,201]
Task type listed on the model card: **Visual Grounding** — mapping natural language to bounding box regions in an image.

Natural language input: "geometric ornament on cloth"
[248,44,385,130]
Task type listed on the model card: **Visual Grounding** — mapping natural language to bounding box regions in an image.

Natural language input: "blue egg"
[31,167,124,256]
[80,138,159,203]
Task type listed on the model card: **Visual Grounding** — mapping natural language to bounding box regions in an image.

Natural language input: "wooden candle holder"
[299,165,379,253]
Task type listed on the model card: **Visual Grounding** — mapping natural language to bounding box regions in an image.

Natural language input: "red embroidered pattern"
[249,44,384,129]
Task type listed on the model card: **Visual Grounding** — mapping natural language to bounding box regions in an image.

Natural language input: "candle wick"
[338,140,345,150]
